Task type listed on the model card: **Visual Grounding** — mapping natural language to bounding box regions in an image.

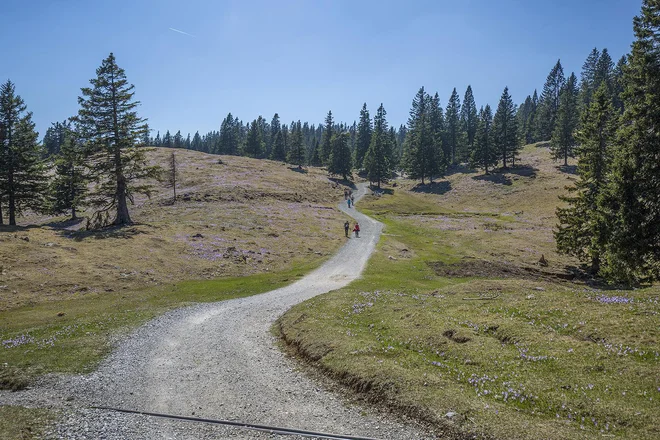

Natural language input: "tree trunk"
[0,200,3,225]
[8,173,15,226]
[114,173,131,225]
[564,148,568,167]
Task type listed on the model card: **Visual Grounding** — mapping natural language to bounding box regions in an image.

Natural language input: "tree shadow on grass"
[44,217,86,231]
[472,173,512,185]
[288,166,308,174]
[61,224,149,242]
[410,180,452,195]
[444,163,478,176]
[507,164,538,178]
[557,165,577,175]
[0,224,43,233]
[329,177,356,190]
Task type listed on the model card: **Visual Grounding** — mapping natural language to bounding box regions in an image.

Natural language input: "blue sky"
[1,0,640,139]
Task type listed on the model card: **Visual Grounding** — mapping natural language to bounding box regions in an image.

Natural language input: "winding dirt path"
[3,183,433,439]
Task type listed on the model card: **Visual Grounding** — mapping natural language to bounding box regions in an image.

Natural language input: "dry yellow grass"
[0,148,348,311]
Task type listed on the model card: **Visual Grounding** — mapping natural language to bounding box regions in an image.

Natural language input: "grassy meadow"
[278,145,660,440]
[0,148,349,389]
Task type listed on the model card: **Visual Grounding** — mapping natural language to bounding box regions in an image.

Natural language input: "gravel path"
[1,183,434,439]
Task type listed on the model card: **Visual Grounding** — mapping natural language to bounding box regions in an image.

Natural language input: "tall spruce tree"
[555,84,617,273]
[445,88,461,165]
[173,130,183,149]
[550,72,580,165]
[43,120,70,156]
[612,56,628,112]
[578,48,601,112]
[49,125,87,219]
[402,87,434,184]
[72,53,159,227]
[601,0,660,282]
[191,131,202,151]
[219,113,239,155]
[162,130,172,148]
[594,48,615,93]
[460,85,478,161]
[0,80,48,225]
[470,105,497,174]
[287,121,305,166]
[244,120,263,158]
[428,92,445,179]
[492,87,519,168]
[363,104,391,188]
[354,103,372,169]
[328,131,352,180]
[320,110,334,165]
[536,60,565,140]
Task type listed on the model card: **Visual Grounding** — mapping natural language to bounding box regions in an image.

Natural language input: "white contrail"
[169,27,195,37]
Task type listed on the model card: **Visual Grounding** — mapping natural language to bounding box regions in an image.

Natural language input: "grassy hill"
[278,144,660,440]
[0,148,349,391]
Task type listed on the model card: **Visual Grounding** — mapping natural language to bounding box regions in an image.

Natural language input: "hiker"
[344,221,350,237]
[353,222,360,238]
[344,188,349,200]
[347,198,351,208]
[350,194,355,206]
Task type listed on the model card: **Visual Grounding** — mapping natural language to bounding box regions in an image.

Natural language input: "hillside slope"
[0,148,346,311]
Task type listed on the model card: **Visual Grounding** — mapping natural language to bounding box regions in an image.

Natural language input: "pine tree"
[43,121,70,156]
[154,131,161,147]
[72,53,159,227]
[320,110,334,165]
[191,131,202,151]
[244,120,263,158]
[470,105,498,174]
[555,84,617,273]
[173,130,183,149]
[287,121,305,166]
[536,60,565,140]
[460,85,478,161]
[578,48,601,111]
[269,113,281,160]
[0,80,49,225]
[354,103,372,169]
[363,104,391,188]
[309,138,321,166]
[594,48,614,93]
[492,87,519,168]
[612,56,628,112]
[601,0,660,282]
[49,125,87,219]
[402,87,434,184]
[184,133,191,149]
[550,72,580,166]
[428,92,446,179]
[327,131,352,180]
[219,113,239,155]
[445,88,461,165]
[162,130,172,148]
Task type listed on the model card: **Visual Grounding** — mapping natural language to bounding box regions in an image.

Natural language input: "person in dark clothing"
[344,221,350,237]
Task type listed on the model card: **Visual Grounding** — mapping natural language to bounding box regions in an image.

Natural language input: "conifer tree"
[460,85,478,160]
[612,56,628,112]
[320,110,334,165]
[492,87,519,168]
[428,92,446,178]
[191,131,202,151]
[516,95,534,145]
[49,125,87,219]
[0,80,48,225]
[601,0,660,282]
[72,53,159,227]
[244,120,263,158]
[287,121,305,166]
[269,113,281,157]
[327,131,352,180]
[555,84,617,273]
[354,103,372,169]
[154,131,161,147]
[219,113,239,155]
[309,138,321,167]
[551,72,580,165]
[470,105,497,174]
[173,130,183,149]
[184,133,191,149]
[594,48,614,93]
[536,60,565,140]
[363,104,391,188]
[445,88,461,165]
[578,48,601,111]
[402,87,434,184]
[163,130,172,148]
[43,121,70,156]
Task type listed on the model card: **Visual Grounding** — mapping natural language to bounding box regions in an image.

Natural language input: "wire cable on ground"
[91,406,384,440]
